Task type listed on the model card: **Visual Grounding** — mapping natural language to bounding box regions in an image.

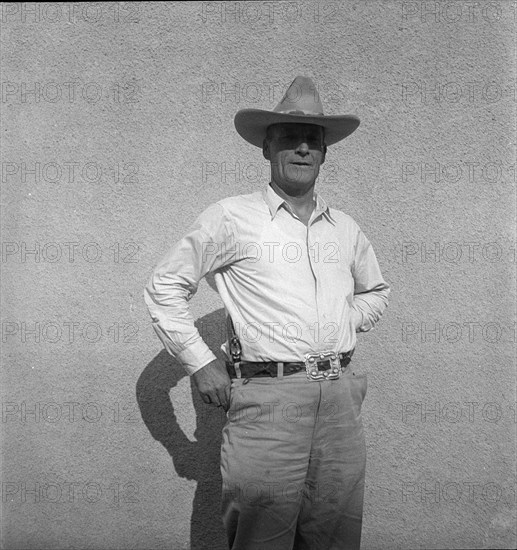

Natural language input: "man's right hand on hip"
[192,359,232,412]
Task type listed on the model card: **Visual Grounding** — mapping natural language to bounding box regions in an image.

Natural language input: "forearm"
[352,282,390,332]
[144,281,217,375]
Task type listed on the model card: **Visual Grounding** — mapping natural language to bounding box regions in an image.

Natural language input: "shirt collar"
[262,183,336,225]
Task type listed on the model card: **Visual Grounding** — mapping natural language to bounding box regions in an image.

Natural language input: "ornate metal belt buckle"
[304,351,341,381]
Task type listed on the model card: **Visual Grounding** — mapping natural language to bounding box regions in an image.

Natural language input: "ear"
[262,138,270,160]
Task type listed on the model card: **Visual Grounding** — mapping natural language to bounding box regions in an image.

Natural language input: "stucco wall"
[1,1,515,549]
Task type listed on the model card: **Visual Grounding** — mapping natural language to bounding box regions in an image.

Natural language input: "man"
[144,76,390,550]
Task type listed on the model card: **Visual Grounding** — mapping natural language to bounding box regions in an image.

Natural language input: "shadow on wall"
[136,305,229,550]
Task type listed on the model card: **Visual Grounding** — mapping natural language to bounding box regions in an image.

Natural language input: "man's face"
[263,123,326,196]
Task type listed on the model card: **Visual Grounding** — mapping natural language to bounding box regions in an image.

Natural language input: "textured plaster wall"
[1,1,515,549]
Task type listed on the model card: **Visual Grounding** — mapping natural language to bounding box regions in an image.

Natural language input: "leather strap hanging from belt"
[226,315,242,365]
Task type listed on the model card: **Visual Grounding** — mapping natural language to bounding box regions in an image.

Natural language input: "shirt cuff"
[176,341,217,376]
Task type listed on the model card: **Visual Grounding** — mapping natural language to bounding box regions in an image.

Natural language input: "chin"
[287,173,316,186]
[283,181,314,196]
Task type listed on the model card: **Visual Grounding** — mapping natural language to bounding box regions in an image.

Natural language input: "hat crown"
[273,76,324,117]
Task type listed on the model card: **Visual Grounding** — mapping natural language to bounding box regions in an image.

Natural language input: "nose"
[295,141,309,155]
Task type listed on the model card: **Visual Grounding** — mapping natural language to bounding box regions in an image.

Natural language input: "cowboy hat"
[234,75,360,148]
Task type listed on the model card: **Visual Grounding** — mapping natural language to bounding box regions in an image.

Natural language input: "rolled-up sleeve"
[144,203,235,375]
[351,228,390,332]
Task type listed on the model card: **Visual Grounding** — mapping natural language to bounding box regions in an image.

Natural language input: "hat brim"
[234,109,360,148]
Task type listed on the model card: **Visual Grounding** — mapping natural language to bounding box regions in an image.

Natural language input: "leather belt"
[226,350,354,379]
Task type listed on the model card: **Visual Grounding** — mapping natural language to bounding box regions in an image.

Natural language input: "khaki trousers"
[220,366,367,550]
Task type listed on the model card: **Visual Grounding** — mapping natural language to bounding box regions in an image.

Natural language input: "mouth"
[290,162,312,167]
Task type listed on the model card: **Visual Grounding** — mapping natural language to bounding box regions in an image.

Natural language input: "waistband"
[226,350,354,379]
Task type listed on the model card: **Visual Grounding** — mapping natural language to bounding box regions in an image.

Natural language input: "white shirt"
[144,183,390,375]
